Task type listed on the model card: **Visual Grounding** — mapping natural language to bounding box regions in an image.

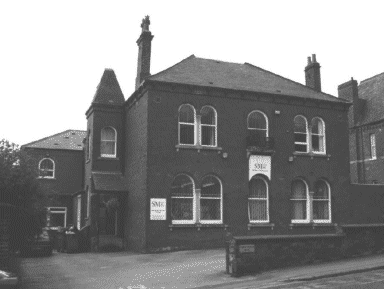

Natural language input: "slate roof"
[356,72,384,125]
[92,172,129,192]
[148,55,348,103]
[92,69,125,105]
[22,130,86,150]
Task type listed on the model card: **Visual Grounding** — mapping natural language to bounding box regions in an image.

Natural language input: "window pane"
[40,159,53,170]
[171,175,194,197]
[179,105,195,123]
[311,119,324,135]
[201,176,220,197]
[101,127,115,141]
[171,198,193,220]
[312,135,320,151]
[180,124,195,145]
[292,180,306,199]
[295,144,307,152]
[101,141,115,155]
[249,200,268,221]
[294,116,307,133]
[248,112,266,129]
[200,199,220,220]
[249,178,267,198]
[50,213,65,227]
[294,133,307,143]
[314,181,329,199]
[201,107,216,125]
[313,201,329,220]
[201,126,215,146]
[292,200,307,220]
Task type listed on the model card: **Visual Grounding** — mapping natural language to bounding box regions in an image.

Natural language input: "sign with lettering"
[249,155,271,180]
[239,244,255,253]
[150,198,166,220]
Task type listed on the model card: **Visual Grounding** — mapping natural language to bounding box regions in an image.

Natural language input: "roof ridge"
[244,62,348,102]
[194,56,242,65]
[360,71,384,84]
[148,54,196,80]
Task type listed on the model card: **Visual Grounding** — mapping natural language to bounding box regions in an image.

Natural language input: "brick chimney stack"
[305,54,322,92]
[135,15,154,90]
[338,77,359,125]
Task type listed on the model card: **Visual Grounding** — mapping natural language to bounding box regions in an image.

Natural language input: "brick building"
[24,16,353,253]
[338,73,384,184]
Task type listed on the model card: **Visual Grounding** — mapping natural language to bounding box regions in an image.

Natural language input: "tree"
[0,139,46,249]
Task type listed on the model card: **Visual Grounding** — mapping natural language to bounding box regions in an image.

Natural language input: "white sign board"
[150,198,166,220]
[249,155,271,180]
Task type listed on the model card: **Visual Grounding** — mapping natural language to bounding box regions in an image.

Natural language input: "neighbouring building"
[338,73,384,184]
[24,16,354,253]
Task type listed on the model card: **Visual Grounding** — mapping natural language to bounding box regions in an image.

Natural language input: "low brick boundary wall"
[226,225,384,276]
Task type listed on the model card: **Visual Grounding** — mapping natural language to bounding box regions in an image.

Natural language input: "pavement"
[17,249,384,289]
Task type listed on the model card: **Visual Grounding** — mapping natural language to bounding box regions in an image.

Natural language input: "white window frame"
[294,115,309,153]
[313,179,332,224]
[291,178,310,223]
[100,127,117,158]
[171,174,196,224]
[370,133,377,160]
[248,176,269,223]
[200,106,218,147]
[178,104,197,146]
[86,187,91,218]
[311,117,326,154]
[247,110,269,137]
[47,207,67,229]
[200,175,223,224]
[76,194,82,230]
[38,158,55,179]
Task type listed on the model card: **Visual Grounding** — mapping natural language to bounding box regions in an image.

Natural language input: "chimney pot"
[307,57,312,65]
[312,54,317,63]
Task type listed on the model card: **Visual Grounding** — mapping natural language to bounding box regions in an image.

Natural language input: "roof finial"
[141,15,150,32]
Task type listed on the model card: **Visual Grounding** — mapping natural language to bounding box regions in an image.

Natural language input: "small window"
[370,134,376,160]
[248,110,268,139]
[200,106,217,147]
[178,105,196,145]
[311,118,326,154]
[313,180,331,223]
[200,175,222,223]
[47,207,67,229]
[171,174,195,223]
[248,177,269,223]
[39,158,55,178]
[100,127,117,157]
[291,179,309,223]
[294,116,308,153]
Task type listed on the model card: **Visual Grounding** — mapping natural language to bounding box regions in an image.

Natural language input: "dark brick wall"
[124,92,149,252]
[143,86,350,251]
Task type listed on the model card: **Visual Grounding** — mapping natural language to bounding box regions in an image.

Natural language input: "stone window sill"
[169,223,228,231]
[290,223,336,229]
[248,223,275,230]
[293,152,331,159]
[37,177,56,180]
[175,144,223,152]
[97,157,120,161]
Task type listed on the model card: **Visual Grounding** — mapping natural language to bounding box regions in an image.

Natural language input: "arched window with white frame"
[291,178,309,223]
[100,127,117,157]
[200,106,217,147]
[313,179,331,223]
[248,110,268,140]
[178,104,196,145]
[200,175,222,223]
[248,176,269,223]
[171,174,195,224]
[294,115,308,153]
[39,158,55,178]
[311,117,326,154]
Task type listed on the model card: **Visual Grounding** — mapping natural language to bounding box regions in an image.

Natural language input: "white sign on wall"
[150,198,166,220]
[249,155,271,180]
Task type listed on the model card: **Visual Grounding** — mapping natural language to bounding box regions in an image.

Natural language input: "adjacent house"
[338,73,384,184]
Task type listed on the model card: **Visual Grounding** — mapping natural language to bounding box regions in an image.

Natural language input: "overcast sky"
[1,1,383,146]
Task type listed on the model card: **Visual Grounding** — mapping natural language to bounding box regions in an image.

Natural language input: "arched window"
[248,176,269,223]
[311,118,326,154]
[294,115,308,153]
[200,106,217,147]
[313,180,331,223]
[291,179,309,223]
[100,127,117,157]
[248,110,268,139]
[39,158,55,178]
[200,175,222,223]
[178,104,196,145]
[171,174,195,223]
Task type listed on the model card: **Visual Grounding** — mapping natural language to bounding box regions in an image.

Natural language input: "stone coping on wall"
[232,233,345,241]
[341,223,384,228]
[169,223,229,231]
